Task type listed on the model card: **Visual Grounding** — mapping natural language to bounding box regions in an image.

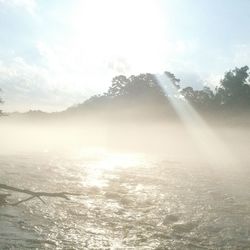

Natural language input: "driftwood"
[0,184,81,206]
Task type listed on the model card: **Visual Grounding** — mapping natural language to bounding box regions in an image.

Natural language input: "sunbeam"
[155,73,237,168]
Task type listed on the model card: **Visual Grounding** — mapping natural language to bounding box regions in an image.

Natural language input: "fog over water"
[1,114,250,248]
[2,0,250,248]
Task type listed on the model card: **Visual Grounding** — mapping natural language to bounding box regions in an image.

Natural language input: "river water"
[1,149,250,249]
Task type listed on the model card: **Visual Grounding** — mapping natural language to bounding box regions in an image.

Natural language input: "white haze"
[1,116,250,168]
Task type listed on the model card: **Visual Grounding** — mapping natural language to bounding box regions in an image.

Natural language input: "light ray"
[155,73,237,168]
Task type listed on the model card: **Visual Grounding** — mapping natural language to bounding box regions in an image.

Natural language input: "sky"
[1,0,250,112]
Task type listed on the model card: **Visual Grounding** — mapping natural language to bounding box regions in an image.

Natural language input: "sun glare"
[155,73,237,168]
[79,148,146,188]
[69,0,167,74]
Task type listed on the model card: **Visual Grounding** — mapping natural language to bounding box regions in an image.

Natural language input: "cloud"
[232,44,250,67]
[0,57,86,112]
[0,0,37,15]
[176,72,205,90]
[204,73,222,89]
[36,41,113,95]
[107,57,131,75]
[199,43,250,89]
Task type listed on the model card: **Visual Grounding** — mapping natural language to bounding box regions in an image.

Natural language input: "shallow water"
[1,150,250,249]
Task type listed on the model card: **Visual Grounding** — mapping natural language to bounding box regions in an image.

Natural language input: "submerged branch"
[0,183,82,206]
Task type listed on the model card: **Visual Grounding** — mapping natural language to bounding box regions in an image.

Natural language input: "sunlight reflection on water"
[1,150,250,249]
[77,147,147,188]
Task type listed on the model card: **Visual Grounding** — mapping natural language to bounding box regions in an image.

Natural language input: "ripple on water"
[1,153,250,248]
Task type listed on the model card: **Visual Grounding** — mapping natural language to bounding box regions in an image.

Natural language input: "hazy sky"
[1,0,250,112]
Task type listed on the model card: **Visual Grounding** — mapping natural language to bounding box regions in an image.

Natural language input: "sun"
[69,0,168,75]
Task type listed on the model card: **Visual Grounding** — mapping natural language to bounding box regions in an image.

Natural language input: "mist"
[2,84,250,248]
[2,0,250,247]
[1,111,250,165]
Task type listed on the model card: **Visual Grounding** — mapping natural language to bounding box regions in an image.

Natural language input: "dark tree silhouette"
[107,75,130,97]
[181,86,214,108]
[164,71,181,89]
[63,66,250,121]
[215,66,250,108]
[106,73,166,101]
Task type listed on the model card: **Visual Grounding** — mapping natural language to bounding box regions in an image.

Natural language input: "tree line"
[1,66,250,118]
[66,65,250,119]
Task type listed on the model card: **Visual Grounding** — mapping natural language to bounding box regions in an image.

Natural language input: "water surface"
[1,150,250,249]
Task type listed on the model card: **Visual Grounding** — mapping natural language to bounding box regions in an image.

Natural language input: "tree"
[126,73,166,101]
[164,71,181,89]
[65,66,250,120]
[215,66,250,108]
[107,75,130,97]
[107,73,166,101]
[181,86,214,108]
[181,86,196,102]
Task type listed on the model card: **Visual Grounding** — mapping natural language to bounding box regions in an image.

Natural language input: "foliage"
[8,65,244,121]
[181,86,214,107]
[66,66,250,120]
[215,66,250,108]
[106,73,166,101]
